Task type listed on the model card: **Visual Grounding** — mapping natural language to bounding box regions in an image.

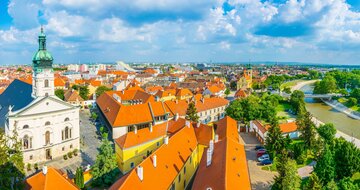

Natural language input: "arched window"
[65,127,69,139]
[23,125,29,129]
[23,135,29,150]
[45,121,51,126]
[44,79,49,87]
[64,118,70,122]
[45,131,50,145]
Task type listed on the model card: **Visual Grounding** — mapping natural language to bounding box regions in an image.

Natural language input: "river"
[300,84,360,139]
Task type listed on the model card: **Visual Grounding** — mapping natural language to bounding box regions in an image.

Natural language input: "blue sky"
[1,0,360,65]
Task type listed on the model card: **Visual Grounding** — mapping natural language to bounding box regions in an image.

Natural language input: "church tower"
[32,27,54,98]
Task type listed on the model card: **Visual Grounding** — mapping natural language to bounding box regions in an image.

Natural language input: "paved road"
[43,109,101,177]
[240,133,276,190]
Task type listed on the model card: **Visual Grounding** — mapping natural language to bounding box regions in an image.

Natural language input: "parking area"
[240,133,276,190]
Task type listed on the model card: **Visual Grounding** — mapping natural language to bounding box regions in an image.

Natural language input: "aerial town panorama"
[0,1,360,190]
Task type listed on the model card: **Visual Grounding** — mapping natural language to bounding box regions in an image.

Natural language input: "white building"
[0,28,80,164]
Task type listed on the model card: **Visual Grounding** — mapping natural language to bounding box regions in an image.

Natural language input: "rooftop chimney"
[137,166,144,181]
[206,148,212,167]
[196,122,200,128]
[164,136,169,145]
[209,140,214,153]
[149,123,153,132]
[152,155,157,168]
[134,126,137,134]
[174,113,179,121]
[185,120,190,128]
[42,165,48,175]
[215,134,219,143]
[121,90,124,94]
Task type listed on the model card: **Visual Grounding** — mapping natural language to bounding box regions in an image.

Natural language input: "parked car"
[256,148,266,152]
[255,145,264,150]
[260,159,273,165]
[257,150,267,158]
[257,154,270,162]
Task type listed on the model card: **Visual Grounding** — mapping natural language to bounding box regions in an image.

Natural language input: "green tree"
[308,70,320,79]
[272,158,301,190]
[313,75,337,94]
[79,86,90,100]
[317,123,337,143]
[230,81,237,90]
[325,180,338,190]
[96,86,112,97]
[334,138,360,180]
[289,90,305,115]
[185,102,199,122]
[314,145,335,184]
[304,173,322,190]
[224,88,230,97]
[283,87,292,94]
[265,119,286,159]
[91,112,98,121]
[350,88,360,101]
[55,89,65,100]
[347,97,358,107]
[338,177,359,190]
[0,128,25,189]
[91,133,119,187]
[296,111,317,149]
[16,68,23,72]
[75,167,84,189]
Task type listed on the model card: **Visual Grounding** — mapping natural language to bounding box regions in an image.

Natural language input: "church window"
[23,135,29,150]
[45,121,50,126]
[44,79,49,87]
[23,125,29,129]
[45,131,50,145]
[45,93,49,97]
[30,155,33,160]
[62,130,64,140]
[70,128,72,138]
[70,144,73,149]
[62,147,65,151]
[65,127,69,139]
[64,117,70,122]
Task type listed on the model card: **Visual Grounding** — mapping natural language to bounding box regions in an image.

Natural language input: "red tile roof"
[216,116,239,142]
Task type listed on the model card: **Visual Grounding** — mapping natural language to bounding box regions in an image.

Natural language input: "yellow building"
[114,122,167,174]
[110,119,214,190]
[155,89,177,101]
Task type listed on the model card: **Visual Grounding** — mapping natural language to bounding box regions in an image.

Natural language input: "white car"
[258,154,270,162]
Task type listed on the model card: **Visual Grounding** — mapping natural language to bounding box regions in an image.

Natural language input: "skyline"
[1,0,360,65]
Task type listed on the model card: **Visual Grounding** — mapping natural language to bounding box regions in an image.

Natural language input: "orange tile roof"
[164,97,229,117]
[97,92,168,127]
[19,76,32,85]
[115,122,167,149]
[192,138,251,190]
[108,90,154,103]
[216,116,239,142]
[126,85,144,92]
[167,118,213,146]
[144,68,157,74]
[110,125,198,190]
[155,89,176,98]
[111,70,128,76]
[207,85,222,94]
[145,86,163,94]
[235,89,248,98]
[175,88,193,97]
[0,88,4,95]
[25,167,79,190]
[90,80,101,87]
[54,77,65,87]
[265,121,298,133]
[253,120,267,134]
[64,90,84,102]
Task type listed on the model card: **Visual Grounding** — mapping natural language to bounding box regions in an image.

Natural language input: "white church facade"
[0,28,80,164]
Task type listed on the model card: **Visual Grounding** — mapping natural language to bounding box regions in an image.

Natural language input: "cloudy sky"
[1,0,360,65]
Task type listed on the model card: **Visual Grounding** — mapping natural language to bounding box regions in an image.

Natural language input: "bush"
[27,163,31,171]
[347,97,358,107]
[34,163,38,170]
[63,154,68,160]
[68,151,73,158]
[73,149,78,156]
[296,153,307,165]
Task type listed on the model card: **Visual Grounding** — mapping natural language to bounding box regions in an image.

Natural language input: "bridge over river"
[273,92,343,99]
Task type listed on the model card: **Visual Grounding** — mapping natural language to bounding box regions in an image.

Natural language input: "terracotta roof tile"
[216,116,239,142]
[25,167,79,190]
[110,125,198,190]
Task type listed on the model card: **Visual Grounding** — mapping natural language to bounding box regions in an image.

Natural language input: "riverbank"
[291,79,319,91]
[322,99,360,120]
[311,116,360,148]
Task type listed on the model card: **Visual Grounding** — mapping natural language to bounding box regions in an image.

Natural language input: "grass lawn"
[276,102,296,122]
[337,97,360,111]
[281,80,306,90]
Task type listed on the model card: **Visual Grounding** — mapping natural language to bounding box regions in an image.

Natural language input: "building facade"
[1,28,80,164]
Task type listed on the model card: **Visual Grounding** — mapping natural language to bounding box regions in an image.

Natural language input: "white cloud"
[8,0,40,30]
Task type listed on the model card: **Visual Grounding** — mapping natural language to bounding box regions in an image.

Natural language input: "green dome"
[32,27,53,69]
[32,50,53,62]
